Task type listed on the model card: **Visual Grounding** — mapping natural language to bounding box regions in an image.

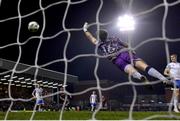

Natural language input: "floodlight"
[117,14,135,31]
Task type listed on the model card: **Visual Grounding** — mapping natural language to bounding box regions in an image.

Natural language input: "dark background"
[0,0,180,94]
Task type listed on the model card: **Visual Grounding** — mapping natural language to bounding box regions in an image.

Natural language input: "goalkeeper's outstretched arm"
[83,22,98,45]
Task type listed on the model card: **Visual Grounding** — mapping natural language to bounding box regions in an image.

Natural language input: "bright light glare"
[117,15,135,31]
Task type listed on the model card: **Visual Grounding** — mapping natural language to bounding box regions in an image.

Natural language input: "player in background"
[101,95,108,110]
[164,54,180,113]
[83,22,168,84]
[32,84,44,111]
[59,85,72,110]
[90,91,97,111]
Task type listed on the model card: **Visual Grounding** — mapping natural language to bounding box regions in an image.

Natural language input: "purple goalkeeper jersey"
[97,37,140,71]
[98,37,127,60]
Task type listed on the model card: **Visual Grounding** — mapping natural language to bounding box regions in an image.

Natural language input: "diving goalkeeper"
[83,22,167,83]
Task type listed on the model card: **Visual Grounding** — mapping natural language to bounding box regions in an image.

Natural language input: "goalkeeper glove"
[83,22,88,32]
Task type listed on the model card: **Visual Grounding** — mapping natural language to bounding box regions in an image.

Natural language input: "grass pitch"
[0,111,180,120]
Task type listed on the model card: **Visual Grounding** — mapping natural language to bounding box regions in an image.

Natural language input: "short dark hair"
[170,54,177,57]
[97,29,108,42]
[35,84,40,88]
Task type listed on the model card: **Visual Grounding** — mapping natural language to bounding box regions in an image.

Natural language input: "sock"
[91,106,94,111]
[174,96,178,109]
[145,67,167,80]
[124,64,143,80]
[132,71,142,80]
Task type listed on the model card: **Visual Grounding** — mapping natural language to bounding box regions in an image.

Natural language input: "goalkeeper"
[83,22,167,83]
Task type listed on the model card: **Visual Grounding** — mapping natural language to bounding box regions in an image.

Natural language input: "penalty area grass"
[0,111,180,120]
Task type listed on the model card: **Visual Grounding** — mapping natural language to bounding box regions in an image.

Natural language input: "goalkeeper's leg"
[134,60,167,81]
[124,64,148,82]
[114,55,147,81]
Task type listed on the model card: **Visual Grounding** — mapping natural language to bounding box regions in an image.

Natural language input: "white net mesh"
[0,0,180,120]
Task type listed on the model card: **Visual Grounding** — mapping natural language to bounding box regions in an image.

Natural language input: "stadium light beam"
[53,83,58,86]
[58,84,63,86]
[31,79,36,82]
[4,75,10,78]
[37,80,43,83]
[12,76,17,79]
[117,14,135,31]
[62,84,67,88]
[3,82,8,85]
[25,78,31,81]
[43,85,48,87]
[1,78,6,81]
[27,82,32,85]
[8,80,13,82]
[43,81,48,84]
[22,85,26,87]
[15,80,20,83]
[27,86,32,88]
[21,81,26,84]
[48,82,53,85]
[19,77,24,80]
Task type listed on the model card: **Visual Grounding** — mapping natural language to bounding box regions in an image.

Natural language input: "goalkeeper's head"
[97,29,108,42]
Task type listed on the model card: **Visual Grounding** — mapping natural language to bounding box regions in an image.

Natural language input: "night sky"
[0,0,180,86]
